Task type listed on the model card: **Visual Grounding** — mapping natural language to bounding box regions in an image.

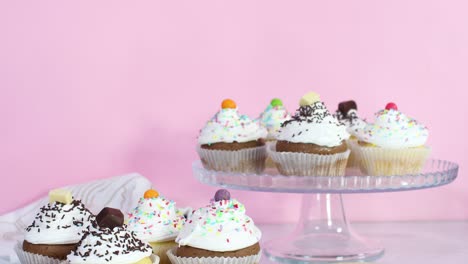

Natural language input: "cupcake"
[257,98,291,168]
[168,189,262,264]
[334,100,367,167]
[268,92,350,176]
[15,189,95,264]
[197,99,268,173]
[355,102,430,176]
[127,189,186,264]
[67,207,157,264]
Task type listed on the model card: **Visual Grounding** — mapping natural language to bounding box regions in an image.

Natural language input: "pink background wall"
[1,1,467,222]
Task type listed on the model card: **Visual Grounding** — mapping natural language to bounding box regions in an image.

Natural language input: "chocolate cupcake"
[334,100,368,167]
[127,189,187,264]
[355,102,430,176]
[15,189,95,264]
[167,189,262,264]
[197,99,267,173]
[67,207,157,264]
[268,92,350,176]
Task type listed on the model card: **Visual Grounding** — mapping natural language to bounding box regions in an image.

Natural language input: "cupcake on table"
[355,102,430,176]
[257,98,291,168]
[67,207,157,264]
[334,100,368,167]
[268,92,350,176]
[197,99,268,173]
[16,189,95,264]
[127,189,186,264]
[168,189,262,264]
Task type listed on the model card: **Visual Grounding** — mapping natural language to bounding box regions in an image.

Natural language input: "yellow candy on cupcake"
[127,189,187,264]
[355,102,430,175]
[16,189,95,263]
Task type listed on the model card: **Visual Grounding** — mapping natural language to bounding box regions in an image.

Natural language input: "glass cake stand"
[192,159,459,263]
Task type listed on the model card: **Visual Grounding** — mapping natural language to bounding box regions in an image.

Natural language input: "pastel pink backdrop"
[1,1,467,222]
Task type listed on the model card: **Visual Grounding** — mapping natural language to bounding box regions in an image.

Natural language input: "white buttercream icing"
[257,104,291,140]
[335,109,367,137]
[24,200,95,245]
[67,222,152,264]
[176,199,261,252]
[127,196,186,242]
[198,108,267,145]
[357,109,429,148]
[277,101,349,147]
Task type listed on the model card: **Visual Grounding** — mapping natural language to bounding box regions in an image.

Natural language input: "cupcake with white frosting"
[356,102,430,176]
[334,100,368,167]
[67,207,157,264]
[15,189,95,264]
[197,99,268,173]
[257,98,291,141]
[268,92,350,176]
[127,189,186,264]
[168,189,262,264]
[257,98,291,168]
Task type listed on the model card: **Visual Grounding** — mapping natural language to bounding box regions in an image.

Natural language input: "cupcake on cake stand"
[193,94,458,263]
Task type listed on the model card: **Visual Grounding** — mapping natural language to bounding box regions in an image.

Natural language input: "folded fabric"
[0,173,152,263]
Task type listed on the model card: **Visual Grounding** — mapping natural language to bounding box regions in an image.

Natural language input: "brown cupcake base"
[201,140,265,150]
[276,140,348,154]
[198,140,267,174]
[176,242,261,258]
[23,240,76,260]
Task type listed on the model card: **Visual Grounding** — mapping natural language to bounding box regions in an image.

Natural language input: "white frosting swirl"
[24,200,95,244]
[357,109,429,148]
[257,105,291,140]
[335,109,367,137]
[198,108,267,145]
[176,199,261,252]
[67,223,152,264]
[127,197,186,242]
[277,101,349,147]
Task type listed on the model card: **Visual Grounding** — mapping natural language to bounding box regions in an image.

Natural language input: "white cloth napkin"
[0,173,152,263]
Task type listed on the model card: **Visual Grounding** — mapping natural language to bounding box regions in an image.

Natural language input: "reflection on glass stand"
[192,159,458,263]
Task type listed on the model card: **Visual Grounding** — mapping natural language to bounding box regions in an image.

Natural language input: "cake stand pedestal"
[192,159,458,263]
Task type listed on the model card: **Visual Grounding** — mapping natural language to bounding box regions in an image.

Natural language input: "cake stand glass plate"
[192,159,458,263]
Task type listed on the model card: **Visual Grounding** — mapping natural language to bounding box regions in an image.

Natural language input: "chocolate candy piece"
[214,189,231,201]
[96,207,124,229]
[338,100,357,117]
[49,189,73,205]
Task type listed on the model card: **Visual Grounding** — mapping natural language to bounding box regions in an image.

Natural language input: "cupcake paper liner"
[356,145,431,176]
[150,240,177,264]
[346,139,361,168]
[166,247,262,264]
[197,145,266,174]
[15,242,62,264]
[267,144,350,176]
[264,141,277,168]
[58,253,160,264]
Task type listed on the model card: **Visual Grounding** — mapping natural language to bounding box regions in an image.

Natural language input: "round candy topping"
[221,99,237,109]
[385,102,398,111]
[270,98,283,107]
[144,189,159,199]
[214,189,231,201]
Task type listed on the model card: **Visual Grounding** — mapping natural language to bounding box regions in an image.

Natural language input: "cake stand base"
[264,194,384,263]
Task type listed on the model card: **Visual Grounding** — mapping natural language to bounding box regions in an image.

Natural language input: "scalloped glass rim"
[192,159,458,193]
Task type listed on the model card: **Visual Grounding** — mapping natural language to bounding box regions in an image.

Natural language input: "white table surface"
[258,221,468,264]
[1,221,467,264]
